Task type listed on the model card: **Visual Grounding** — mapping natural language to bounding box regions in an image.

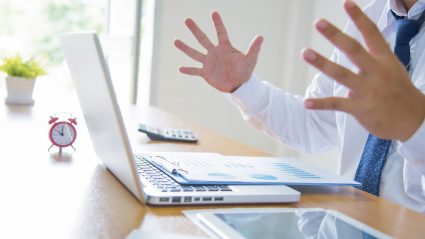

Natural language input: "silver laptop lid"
[60,32,145,202]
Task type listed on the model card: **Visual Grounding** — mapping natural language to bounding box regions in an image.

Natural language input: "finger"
[304,97,354,113]
[344,0,391,55]
[179,66,203,76]
[212,11,230,44]
[174,39,205,62]
[184,18,214,50]
[246,35,264,61]
[315,19,375,72]
[302,48,363,91]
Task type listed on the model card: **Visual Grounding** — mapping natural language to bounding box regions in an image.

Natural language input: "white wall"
[149,0,369,171]
[150,0,292,155]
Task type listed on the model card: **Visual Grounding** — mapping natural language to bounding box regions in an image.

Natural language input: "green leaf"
[0,55,47,79]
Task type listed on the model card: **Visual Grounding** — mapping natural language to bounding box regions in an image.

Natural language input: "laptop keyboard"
[135,155,232,193]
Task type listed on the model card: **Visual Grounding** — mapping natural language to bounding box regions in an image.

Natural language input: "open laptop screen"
[61,32,145,202]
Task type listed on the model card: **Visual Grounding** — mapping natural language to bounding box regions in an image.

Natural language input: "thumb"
[246,35,264,61]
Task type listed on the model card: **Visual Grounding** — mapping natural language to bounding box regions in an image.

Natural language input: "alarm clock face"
[49,122,77,147]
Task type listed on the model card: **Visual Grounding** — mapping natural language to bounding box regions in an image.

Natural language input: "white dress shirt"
[229,0,425,214]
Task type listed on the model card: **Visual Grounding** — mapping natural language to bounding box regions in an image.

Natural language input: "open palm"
[174,12,263,93]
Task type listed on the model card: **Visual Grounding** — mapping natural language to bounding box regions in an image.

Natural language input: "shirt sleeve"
[398,119,425,174]
[227,52,342,154]
[422,175,425,195]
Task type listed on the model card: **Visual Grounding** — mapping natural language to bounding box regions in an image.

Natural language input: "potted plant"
[0,55,46,105]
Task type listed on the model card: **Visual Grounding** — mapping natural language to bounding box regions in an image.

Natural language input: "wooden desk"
[1,97,424,239]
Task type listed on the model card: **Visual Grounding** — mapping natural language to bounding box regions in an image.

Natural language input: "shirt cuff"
[399,119,425,160]
[227,74,269,113]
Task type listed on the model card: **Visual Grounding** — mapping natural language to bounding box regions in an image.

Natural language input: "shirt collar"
[389,0,425,19]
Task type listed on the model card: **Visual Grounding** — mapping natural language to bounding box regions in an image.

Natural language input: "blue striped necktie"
[354,10,425,196]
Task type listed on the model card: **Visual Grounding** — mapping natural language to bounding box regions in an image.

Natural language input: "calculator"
[138,123,198,143]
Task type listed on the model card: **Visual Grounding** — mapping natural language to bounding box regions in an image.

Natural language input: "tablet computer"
[189,208,392,239]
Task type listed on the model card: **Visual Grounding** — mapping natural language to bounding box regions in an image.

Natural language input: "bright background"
[0,0,370,172]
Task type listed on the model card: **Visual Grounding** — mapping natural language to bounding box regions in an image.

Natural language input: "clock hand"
[55,126,64,136]
[61,125,64,135]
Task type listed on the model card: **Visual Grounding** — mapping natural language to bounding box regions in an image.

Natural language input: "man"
[174,0,425,213]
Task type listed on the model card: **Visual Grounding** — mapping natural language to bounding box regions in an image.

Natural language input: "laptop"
[60,32,300,205]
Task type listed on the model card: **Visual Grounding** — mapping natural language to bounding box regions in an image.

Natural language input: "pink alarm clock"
[48,113,77,152]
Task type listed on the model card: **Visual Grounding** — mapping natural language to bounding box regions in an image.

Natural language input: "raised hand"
[303,0,425,141]
[174,12,263,93]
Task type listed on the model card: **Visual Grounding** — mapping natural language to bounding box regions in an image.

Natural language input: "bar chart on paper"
[148,153,360,186]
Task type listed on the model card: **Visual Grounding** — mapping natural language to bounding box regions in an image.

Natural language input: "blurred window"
[0,0,151,104]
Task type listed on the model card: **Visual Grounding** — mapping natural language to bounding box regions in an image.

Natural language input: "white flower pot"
[5,76,36,105]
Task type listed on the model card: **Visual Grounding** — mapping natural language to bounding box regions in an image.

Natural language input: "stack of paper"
[146,153,359,186]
